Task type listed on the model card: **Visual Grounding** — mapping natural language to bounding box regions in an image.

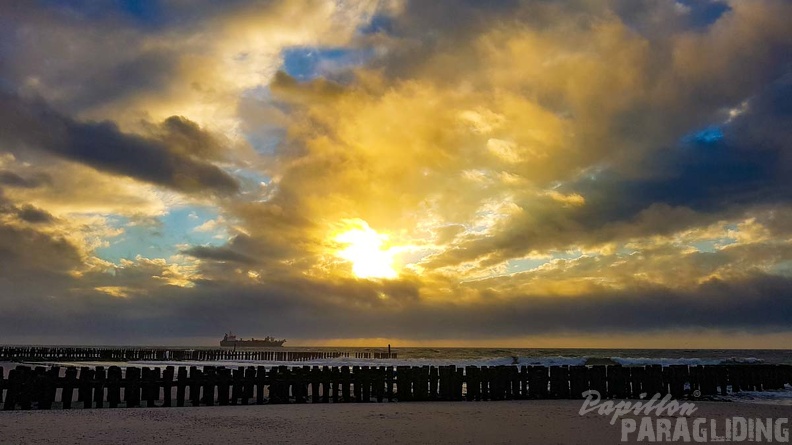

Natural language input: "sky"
[0,0,791,347]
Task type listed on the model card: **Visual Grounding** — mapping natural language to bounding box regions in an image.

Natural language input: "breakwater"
[1,364,790,410]
[0,346,396,362]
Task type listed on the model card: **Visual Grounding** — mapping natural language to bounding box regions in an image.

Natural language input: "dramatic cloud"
[0,0,790,346]
[0,93,240,194]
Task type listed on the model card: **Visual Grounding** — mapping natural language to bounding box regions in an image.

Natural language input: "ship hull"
[220,340,285,347]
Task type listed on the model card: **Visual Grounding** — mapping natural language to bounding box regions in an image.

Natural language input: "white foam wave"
[611,357,765,366]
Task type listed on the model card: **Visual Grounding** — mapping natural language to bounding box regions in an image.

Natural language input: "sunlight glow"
[335,221,398,279]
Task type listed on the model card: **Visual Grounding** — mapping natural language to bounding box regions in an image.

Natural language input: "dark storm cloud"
[0,223,83,282]
[16,205,56,224]
[572,77,792,225]
[181,245,256,265]
[0,271,789,343]
[0,93,239,194]
[0,170,50,188]
[157,116,227,161]
[65,50,176,112]
[0,190,54,223]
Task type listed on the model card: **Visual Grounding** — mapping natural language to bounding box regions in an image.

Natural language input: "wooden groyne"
[0,347,396,362]
[0,364,790,410]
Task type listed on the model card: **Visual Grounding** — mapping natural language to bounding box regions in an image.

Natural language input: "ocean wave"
[720,384,792,406]
[610,357,765,366]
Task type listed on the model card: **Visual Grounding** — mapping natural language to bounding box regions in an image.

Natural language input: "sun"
[335,222,398,279]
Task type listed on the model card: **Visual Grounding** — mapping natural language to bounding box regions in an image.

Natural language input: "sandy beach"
[0,400,788,445]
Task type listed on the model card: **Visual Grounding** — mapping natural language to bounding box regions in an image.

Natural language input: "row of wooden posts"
[0,347,396,362]
[1,364,790,410]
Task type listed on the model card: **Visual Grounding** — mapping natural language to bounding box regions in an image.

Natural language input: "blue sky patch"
[683,125,724,145]
[676,0,731,29]
[506,250,588,275]
[358,14,394,35]
[95,206,228,263]
[282,47,373,81]
[230,167,272,195]
[40,0,164,26]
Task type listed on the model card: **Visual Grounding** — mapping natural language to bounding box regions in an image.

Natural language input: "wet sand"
[0,400,789,444]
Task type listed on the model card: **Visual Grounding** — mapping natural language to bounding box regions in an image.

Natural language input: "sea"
[4,347,792,405]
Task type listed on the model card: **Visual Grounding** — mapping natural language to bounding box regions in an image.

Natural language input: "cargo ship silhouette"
[220,332,285,347]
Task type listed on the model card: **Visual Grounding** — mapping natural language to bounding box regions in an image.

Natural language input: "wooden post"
[689,365,702,395]
[38,367,59,410]
[341,366,351,402]
[374,367,385,403]
[188,367,201,407]
[352,366,362,402]
[331,367,340,403]
[570,365,588,399]
[744,366,757,391]
[244,367,257,405]
[147,367,160,407]
[93,366,106,409]
[701,366,718,396]
[216,367,231,406]
[716,366,728,396]
[256,366,267,405]
[125,367,140,408]
[311,366,321,403]
[360,366,371,403]
[468,366,492,400]
[14,367,33,410]
[296,365,307,399]
[385,367,394,402]
[12,366,32,410]
[2,368,18,410]
[514,366,525,400]
[460,366,480,402]
[725,366,738,393]
[529,366,549,399]
[629,366,645,399]
[139,368,150,406]
[500,366,511,400]
[502,366,512,400]
[489,366,502,401]
[201,367,214,406]
[607,365,629,399]
[645,365,664,397]
[61,367,78,409]
[473,367,483,401]
[429,366,439,400]
[550,366,570,399]
[162,366,174,407]
[78,367,93,409]
[668,365,687,399]
[396,366,410,401]
[281,366,292,403]
[320,367,331,403]
[268,367,281,404]
[510,366,521,400]
[415,366,429,401]
[588,366,606,399]
[108,366,122,408]
[176,367,187,407]
[452,367,464,401]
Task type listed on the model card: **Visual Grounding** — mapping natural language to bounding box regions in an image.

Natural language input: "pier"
[0,346,396,362]
[0,363,789,410]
